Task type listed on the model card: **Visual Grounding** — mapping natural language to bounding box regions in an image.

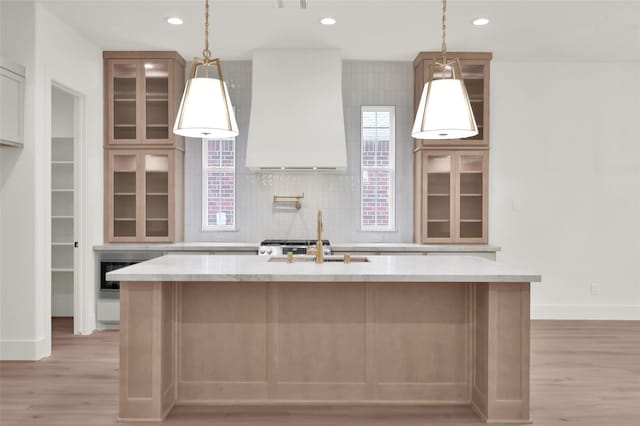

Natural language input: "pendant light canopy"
[412,0,478,140]
[174,0,238,139]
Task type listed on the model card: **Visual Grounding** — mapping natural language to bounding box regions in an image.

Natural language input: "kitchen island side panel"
[119,282,177,422]
[472,283,531,423]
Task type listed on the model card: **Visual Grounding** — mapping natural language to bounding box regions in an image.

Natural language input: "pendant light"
[412,0,478,140]
[174,0,239,138]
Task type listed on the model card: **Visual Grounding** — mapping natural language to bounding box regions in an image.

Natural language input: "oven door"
[100,261,136,293]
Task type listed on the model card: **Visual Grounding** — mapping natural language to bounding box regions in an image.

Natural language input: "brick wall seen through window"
[202,137,236,230]
[361,106,395,231]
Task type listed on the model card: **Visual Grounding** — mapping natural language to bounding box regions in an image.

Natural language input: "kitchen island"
[107,254,540,423]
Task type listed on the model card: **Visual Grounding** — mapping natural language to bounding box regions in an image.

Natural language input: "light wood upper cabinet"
[105,149,184,243]
[415,150,488,244]
[413,52,491,147]
[104,51,185,148]
[413,52,492,244]
[103,52,185,243]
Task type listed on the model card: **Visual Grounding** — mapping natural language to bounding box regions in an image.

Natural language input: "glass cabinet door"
[144,153,170,238]
[423,152,454,241]
[112,153,138,238]
[112,62,139,142]
[459,61,486,142]
[143,61,171,142]
[457,152,486,240]
[418,56,489,146]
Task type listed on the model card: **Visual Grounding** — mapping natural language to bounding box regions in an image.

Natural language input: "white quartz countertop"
[93,242,259,252]
[93,242,500,253]
[332,243,500,253]
[106,254,539,283]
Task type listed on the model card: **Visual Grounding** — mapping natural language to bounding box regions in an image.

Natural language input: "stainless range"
[258,239,331,257]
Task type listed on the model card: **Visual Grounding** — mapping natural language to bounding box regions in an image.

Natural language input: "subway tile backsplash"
[185,60,414,243]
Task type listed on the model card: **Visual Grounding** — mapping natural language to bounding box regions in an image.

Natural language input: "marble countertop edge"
[111,273,541,283]
[106,254,540,283]
[93,242,501,253]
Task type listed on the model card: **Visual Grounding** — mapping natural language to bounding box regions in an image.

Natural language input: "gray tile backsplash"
[185,60,414,243]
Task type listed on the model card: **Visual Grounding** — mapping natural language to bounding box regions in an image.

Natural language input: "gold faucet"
[308,209,325,264]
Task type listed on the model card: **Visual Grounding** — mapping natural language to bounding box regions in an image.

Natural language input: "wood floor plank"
[1,318,639,425]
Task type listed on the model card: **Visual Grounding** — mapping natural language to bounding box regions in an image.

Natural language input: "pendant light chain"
[441,0,447,66]
[174,0,239,139]
[412,0,478,140]
[203,0,212,62]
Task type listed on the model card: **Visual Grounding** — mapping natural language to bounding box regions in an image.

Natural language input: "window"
[361,106,395,231]
[202,137,236,230]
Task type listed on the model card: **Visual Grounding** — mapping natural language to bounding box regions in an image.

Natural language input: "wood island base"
[119,281,531,423]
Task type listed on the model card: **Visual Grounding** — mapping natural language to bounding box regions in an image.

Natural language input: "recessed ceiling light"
[473,18,489,26]
[320,17,336,26]
[167,17,183,25]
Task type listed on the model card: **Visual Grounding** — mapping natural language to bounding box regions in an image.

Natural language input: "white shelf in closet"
[51,135,74,311]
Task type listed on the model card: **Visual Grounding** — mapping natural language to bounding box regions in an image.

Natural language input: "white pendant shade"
[173,77,239,138]
[412,79,478,140]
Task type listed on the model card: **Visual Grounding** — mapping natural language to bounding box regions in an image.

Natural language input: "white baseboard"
[0,336,50,360]
[532,304,640,320]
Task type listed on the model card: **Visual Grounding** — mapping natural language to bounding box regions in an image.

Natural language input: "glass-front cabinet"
[103,52,185,243]
[413,52,491,146]
[456,152,487,242]
[104,52,185,147]
[144,153,170,239]
[106,149,182,242]
[111,153,138,239]
[423,152,454,242]
[413,52,491,244]
[111,62,138,142]
[144,61,171,142]
[419,150,488,243]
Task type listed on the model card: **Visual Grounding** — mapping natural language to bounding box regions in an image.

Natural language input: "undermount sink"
[268,256,314,263]
[268,255,369,264]
[324,255,369,263]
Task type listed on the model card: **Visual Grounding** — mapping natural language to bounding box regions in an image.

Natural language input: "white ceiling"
[41,0,640,62]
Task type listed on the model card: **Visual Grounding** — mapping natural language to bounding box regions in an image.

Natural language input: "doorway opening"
[50,85,78,334]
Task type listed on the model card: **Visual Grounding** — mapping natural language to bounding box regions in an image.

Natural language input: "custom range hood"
[246,49,347,171]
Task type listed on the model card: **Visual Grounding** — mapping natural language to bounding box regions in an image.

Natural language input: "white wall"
[51,86,74,138]
[490,62,640,320]
[0,1,102,360]
[0,0,40,360]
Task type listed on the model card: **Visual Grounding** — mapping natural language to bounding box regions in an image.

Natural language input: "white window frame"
[360,105,396,232]
[201,136,237,231]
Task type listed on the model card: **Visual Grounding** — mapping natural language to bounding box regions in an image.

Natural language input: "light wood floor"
[1,318,639,425]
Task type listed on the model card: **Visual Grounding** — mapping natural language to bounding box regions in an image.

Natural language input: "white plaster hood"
[246,49,347,171]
